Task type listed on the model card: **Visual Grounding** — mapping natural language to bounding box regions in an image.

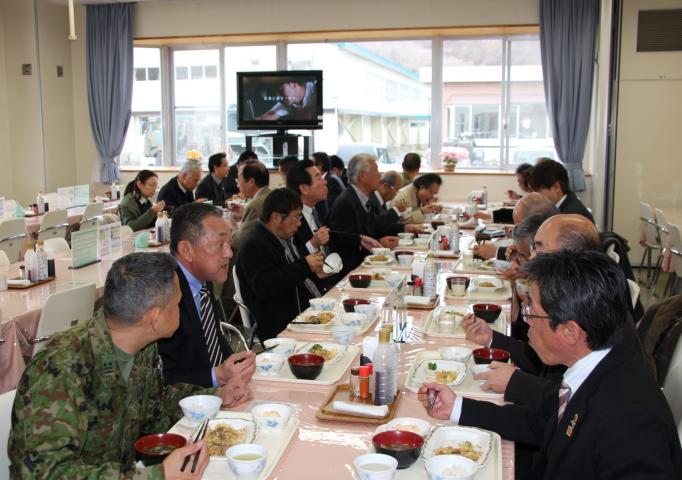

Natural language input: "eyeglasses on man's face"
[280,213,302,223]
[521,304,552,323]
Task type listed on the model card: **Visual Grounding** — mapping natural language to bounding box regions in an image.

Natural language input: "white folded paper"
[404,295,432,306]
[332,401,389,418]
[7,279,31,287]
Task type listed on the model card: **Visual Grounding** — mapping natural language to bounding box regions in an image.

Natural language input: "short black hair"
[260,187,302,222]
[237,150,258,164]
[240,161,269,188]
[286,159,315,194]
[208,152,227,173]
[413,173,442,190]
[515,163,533,175]
[170,202,223,255]
[528,159,569,194]
[330,155,345,171]
[402,153,421,172]
[312,152,331,173]
[277,155,299,176]
[522,250,628,350]
[104,253,177,325]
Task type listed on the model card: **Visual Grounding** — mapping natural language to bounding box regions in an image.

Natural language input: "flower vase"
[443,163,456,172]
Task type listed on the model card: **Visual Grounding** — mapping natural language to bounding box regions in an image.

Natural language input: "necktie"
[199,286,225,367]
[557,381,571,423]
[283,239,322,298]
[310,209,331,257]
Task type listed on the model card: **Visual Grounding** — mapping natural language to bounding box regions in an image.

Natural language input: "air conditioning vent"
[637,9,682,52]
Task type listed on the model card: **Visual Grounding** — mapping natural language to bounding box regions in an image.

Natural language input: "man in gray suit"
[231,161,271,250]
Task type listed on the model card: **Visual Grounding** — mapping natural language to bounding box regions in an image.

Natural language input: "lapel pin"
[566,413,579,437]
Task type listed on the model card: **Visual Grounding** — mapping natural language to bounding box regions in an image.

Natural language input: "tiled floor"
[636,268,678,313]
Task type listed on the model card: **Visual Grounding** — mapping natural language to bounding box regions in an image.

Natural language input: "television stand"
[246,132,312,164]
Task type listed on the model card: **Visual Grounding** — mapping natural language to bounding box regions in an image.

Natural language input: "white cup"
[463,251,474,267]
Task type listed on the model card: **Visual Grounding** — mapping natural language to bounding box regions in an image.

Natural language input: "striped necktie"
[310,208,331,257]
[557,381,571,423]
[199,286,225,367]
[283,239,322,298]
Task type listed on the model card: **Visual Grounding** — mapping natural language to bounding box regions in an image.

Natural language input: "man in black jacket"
[158,202,255,389]
[528,159,594,223]
[157,160,203,213]
[196,152,229,207]
[328,153,420,270]
[312,151,345,210]
[235,188,327,341]
[421,251,681,480]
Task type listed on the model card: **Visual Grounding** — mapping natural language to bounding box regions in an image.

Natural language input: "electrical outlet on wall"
[22,64,32,75]
[57,66,64,78]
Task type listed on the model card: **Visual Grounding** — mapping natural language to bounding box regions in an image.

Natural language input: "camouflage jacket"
[9,311,211,479]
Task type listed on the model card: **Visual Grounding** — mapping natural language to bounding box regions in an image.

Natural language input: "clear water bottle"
[422,261,438,297]
[373,329,397,406]
[452,219,460,253]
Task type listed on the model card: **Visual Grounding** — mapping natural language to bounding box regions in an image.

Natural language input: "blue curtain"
[539,0,599,192]
[86,4,133,184]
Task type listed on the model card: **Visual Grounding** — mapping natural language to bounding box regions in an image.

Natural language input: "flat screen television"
[237,70,323,132]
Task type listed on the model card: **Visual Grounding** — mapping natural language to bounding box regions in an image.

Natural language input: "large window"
[287,41,431,168]
[121,33,551,171]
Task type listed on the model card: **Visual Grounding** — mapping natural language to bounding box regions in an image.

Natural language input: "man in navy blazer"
[528,159,594,223]
[420,251,681,479]
[158,160,203,213]
[158,203,256,389]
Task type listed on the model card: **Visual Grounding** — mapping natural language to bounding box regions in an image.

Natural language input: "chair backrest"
[32,283,96,355]
[0,219,26,263]
[605,243,620,264]
[232,267,252,330]
[662,364,682,444]
[627,278,640,309]
[80,203,104,231]
[37,210,68,242]
[639,202,660,246]
[668,224,682,278]
[0,389,17,476]
[44,238,71,258]
[0,249,9,267]
[654,208,671,245]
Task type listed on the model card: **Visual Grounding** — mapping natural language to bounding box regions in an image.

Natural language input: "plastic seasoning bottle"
[366,363,374,398]
[481,185,488,208]
[373,329,396,406]
[358,366,370,400]
[422,261,438,297]
[414,277,423,296]
[46,248,55,278]
[452,218,460,253]
[155,212,165,243]
[36,192,45,214]
[35,241,48,281]
[349,367,360,397]
[24,241,39,283]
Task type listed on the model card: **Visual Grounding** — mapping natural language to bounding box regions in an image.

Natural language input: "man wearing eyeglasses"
[420,251,681,479]
[235,187,328,341]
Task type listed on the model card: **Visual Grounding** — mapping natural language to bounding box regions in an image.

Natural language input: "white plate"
[422,425,494,468]
[297,342,348,365]
[411,359,467,386]
[364,254,395,265]
[471,277,504,291]
[200,418,258,459]
[296,310,337,326]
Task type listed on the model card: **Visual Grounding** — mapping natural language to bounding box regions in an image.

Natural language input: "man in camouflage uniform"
[9,253,244,479]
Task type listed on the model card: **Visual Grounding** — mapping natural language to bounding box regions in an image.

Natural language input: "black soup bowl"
[134,433,186,466]
[372,430,424,469]
[288,353,325,380]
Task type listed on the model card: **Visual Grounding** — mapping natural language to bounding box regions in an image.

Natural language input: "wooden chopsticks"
[180,418,209,473]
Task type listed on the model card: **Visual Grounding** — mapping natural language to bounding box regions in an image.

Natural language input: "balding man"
[531,214,599,254]
[158,160,204,212]
[372,170,408,223]
[474,192,558,260]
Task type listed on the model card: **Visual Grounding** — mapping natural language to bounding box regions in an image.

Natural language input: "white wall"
[613,0,682,261]
[0,3,13,199]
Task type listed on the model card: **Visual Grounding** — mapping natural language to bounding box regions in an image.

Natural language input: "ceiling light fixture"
[68,0,77,41]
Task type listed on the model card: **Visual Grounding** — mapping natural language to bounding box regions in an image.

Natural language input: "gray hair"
[348,153,376,185]
[512,212,556,243]
[103,253,177,325]
[180,160,202,176]
[380,170,401,188]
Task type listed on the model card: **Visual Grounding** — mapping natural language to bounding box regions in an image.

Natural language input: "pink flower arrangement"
[440,151,461,165]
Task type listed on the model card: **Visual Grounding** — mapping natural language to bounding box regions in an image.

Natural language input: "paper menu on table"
[71,228,98,269]
[74,185,90,207]
[109,222,122,255]
[58,187,75,209]
[98,224,112,258]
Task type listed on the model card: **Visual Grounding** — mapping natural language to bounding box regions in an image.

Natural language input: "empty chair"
[43,192,59,209]
[0,389,17,475]
[36,210,68,242]
[232,267,262,349]
[662,364,682,443]
[0,249,9,267]
[638,202,662,286]
[44,237,71,258]
[0,218,26,263]
[80,203,104,231]
[653,208,672,297]
[664,224,682,297]
[29,283,96,355]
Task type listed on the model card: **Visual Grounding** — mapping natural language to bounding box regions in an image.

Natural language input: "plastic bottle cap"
[415,278,423,286]
[366,364,374,374]
[358,366,370,377]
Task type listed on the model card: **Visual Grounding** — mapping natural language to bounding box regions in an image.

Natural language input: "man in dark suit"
[235,188,327,341]
[328,153,421,270]
[421,251,682,479]
[286,160,381,284]
[313,151,345,210]
[371,170,408,223]
[158,202,255,389]
[196,152,229,207]
[528,159,594,223]
[157,160,203,213]
[223,150,258,198]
